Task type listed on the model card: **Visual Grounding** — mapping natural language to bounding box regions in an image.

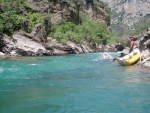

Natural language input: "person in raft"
[129,37,137,53]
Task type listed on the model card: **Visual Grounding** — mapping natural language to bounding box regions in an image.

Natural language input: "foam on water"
[0,53,150,113]
[28,63,38,66]
[0,67,4,73]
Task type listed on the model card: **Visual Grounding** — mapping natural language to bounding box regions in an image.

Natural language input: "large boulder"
[141,57,150,68]
[96,44,104,52]
[53,48,68,55]
[31,24,47,43]
[2,35,16,55]
[139,34,150,50]
[0,52,5,56]
[45,37,75,55]
[81,42,93,53]
[81,44,93,53]
[45,38,66,50]
[2,33,47,56]
[66,41,83,54]
[141,49,150,61]
[13,33,47,56]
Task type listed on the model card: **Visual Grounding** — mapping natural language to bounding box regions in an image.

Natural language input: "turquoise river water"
[0,53,150,113]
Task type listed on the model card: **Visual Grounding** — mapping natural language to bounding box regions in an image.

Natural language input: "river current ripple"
[0,53,150,113]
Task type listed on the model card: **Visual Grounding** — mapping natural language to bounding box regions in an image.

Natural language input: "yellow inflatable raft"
[117,49,141,66]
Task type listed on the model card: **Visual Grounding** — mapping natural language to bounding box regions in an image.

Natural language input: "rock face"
[103,0,150,37]
[2,33,47,56]
[2,34,116,56]
[2,24,49,56]
[0,52,5,56]
[13,33,47,56]
[1,24,116,56]
[83,0,111,25]
[26,0,111,26]
[0,0,113,56]
[31,24,47,43]
[66,41,83,54]
[139,30,150,67]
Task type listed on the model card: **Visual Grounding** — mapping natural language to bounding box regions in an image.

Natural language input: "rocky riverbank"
[138,28,150,68]
[0,24,117,57]
[0,24,150,68]
[120,28,150,68]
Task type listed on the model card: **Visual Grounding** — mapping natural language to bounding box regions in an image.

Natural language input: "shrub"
[51,14,116,45]
[0,19,4,33]
[28,12,44,32]
[0,0,29,35]
[0,0,44,34]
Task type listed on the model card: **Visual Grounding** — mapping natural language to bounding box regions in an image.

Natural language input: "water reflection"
[124,66,150,84]
[125,76,141,83]
[0,53,150,113]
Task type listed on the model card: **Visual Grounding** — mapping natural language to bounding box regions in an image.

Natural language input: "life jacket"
[130,41,136,48]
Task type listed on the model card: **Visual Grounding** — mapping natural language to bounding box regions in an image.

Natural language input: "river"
[0,53,150,113]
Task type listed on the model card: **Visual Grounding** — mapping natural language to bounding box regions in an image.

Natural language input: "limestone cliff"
[0,0,114,57]
[26,0,110,26]
[102,0,150,37]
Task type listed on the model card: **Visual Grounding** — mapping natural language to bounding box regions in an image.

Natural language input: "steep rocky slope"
[0,0,111,36]
[0,0,115,56]
[103,0,150,37]
[26,0,110,25]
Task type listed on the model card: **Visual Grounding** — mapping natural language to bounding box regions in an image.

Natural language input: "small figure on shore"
[129,37,137,53]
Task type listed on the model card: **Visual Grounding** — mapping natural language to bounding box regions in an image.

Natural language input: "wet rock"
[141,49,150,61]
[0,52,5,56]
[81,44,93,53]
[53,48,68,55]
[66,41,83,54]
[139,34,150,50]
[142,57,150,68]
[2,23,49,56]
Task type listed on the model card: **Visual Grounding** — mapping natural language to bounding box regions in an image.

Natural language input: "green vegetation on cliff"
[0,0,28,35]
[51,14,115,44]
[0,0,117,45]
[0,0,44,35]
